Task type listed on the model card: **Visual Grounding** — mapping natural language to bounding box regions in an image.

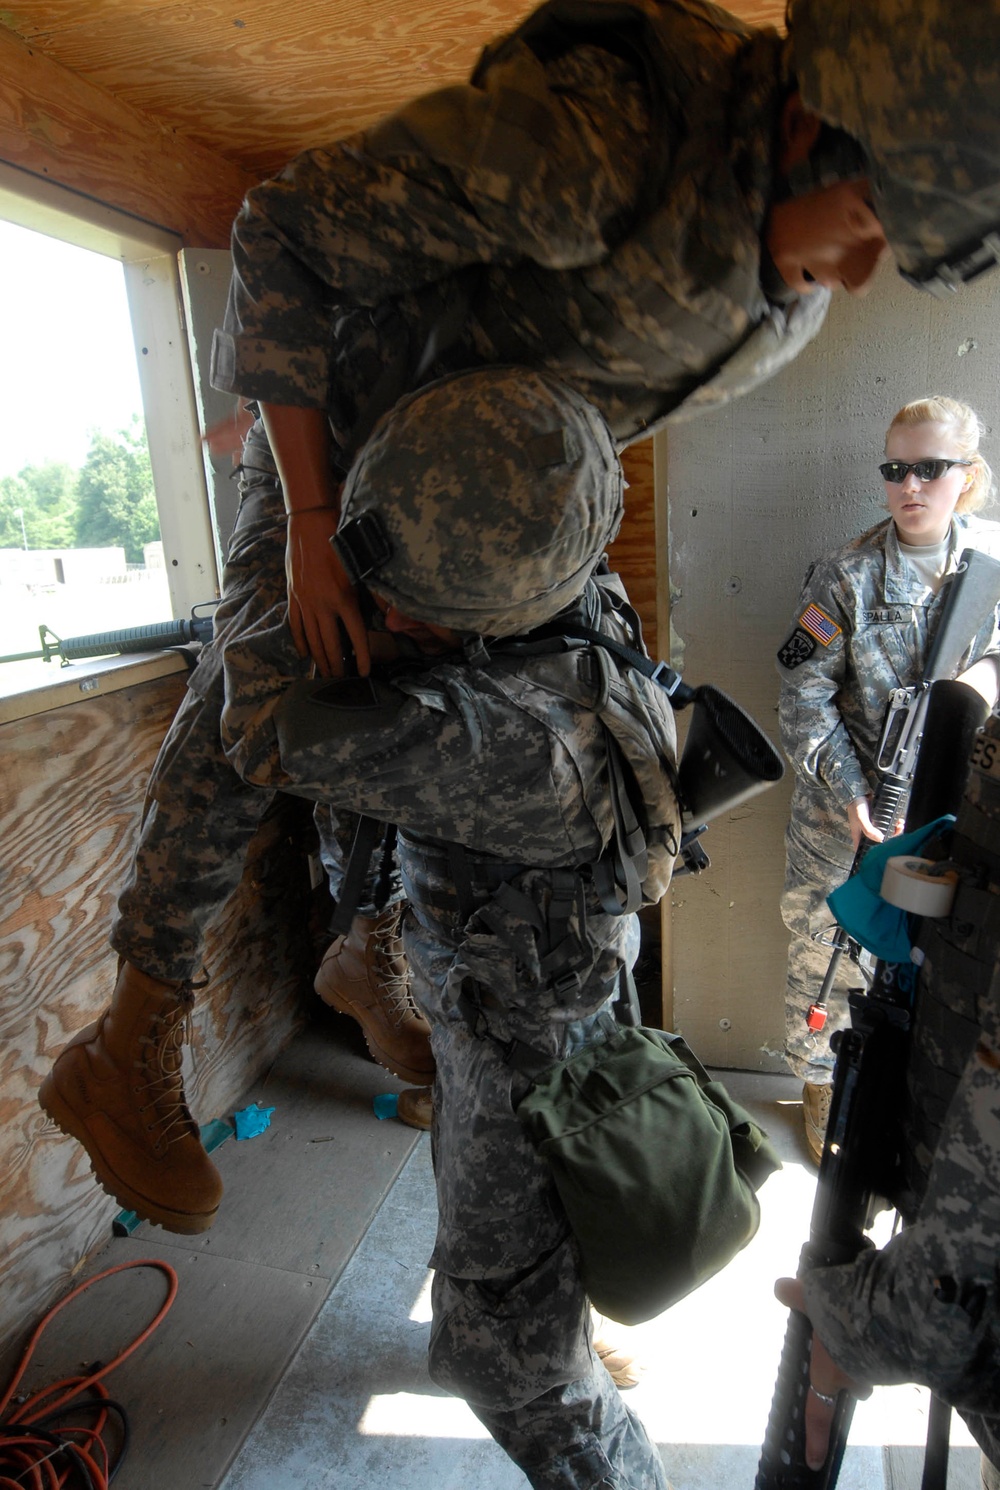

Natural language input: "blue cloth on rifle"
[826,816,955,963]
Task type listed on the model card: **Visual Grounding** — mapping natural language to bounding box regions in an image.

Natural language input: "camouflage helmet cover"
[788,0,1000,292]
[335,367,624,636]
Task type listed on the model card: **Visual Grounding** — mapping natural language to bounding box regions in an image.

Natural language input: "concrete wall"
[664,260,1000,1070]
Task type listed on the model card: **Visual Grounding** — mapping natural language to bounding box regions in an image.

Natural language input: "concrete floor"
[11,1019,982,1490]
[217,1058,981,1490]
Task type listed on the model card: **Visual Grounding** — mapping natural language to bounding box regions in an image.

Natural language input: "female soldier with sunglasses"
[776,396,1000,1162]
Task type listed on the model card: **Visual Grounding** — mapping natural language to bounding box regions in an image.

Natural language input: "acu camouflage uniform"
[802,709,1000,1474]
[115,0,828,983]
[776,515,1000,1085]
[211,0,829,447]
[217,500,680,1487]
[110,422,380,982]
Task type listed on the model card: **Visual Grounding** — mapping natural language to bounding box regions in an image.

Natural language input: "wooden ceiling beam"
[0,23,253,246]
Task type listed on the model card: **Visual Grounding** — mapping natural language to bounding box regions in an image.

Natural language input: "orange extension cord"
[0,1259,178,1490]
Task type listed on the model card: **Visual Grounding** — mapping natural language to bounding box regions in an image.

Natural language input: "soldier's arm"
[257,402,367,679]
[800,977,1000,1413]
[211,42,650,411]
[776,562,868,808]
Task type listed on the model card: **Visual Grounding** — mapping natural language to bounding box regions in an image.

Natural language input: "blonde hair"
[886,396,994,513]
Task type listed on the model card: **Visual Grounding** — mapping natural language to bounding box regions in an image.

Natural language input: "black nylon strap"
[329,814,384,936]
[554,622,695,705]
[447,840,477,926]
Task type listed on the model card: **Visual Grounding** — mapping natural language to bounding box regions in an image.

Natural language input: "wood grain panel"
[0,673,188,1348]
[0,670,317,1352]
[610,437,658,660]
[1,0,537,176]
[0,23,253,245]
[2,0,786,183]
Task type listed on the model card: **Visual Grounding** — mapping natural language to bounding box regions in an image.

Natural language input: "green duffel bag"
[516,1022,782,1326]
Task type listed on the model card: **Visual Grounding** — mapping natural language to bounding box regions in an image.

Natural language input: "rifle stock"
[756,678,991,1490]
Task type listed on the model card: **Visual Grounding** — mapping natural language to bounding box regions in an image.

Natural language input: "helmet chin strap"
[776,123,866,202]
[902,231,1000,299]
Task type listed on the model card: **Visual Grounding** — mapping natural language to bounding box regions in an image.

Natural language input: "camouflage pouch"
[516,1022,782,1326]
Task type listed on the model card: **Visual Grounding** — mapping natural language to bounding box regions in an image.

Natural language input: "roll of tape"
[880,856,958,917]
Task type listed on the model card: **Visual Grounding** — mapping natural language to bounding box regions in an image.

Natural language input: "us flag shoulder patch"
[799,603,841,646]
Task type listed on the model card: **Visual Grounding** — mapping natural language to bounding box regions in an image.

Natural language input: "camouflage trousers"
[781,806,865,1084]
[402,844,669,1490]
[110,436,387,982]
[897,715,1000,1472]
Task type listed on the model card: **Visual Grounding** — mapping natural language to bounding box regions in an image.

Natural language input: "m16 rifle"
[755,670,994,1490]
[0,607,216,667]
[806,548,1000,1037]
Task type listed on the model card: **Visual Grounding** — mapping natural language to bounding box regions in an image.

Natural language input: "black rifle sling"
[517,616,695,706]
[592,727,646,915]
[328,813,386,936]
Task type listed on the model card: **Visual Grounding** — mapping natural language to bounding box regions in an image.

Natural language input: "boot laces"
[136,989,199,1149]
[372,908,418,1028]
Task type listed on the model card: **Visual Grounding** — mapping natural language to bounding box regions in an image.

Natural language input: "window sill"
[0,649,191,725]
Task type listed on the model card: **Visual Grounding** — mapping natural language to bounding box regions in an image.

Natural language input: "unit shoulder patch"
[777,627,816,669]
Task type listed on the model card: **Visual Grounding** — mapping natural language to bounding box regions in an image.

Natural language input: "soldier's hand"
[957,657,1000,711]
[847,796,883,850]
[774,1278,869,1470]
[285,510,370,678]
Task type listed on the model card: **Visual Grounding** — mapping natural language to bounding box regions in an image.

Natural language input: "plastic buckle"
[650,660,682,695]
[333,510,393,582]
[552,969,582,999]
[463,636,492,668]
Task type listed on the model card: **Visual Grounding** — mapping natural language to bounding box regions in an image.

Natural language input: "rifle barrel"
[58,617,214,661]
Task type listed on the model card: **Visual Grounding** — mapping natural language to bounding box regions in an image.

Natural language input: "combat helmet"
[788,0,1000,295]
[333,367,624,637]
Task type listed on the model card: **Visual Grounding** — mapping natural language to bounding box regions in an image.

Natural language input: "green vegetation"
[0,416,158,563]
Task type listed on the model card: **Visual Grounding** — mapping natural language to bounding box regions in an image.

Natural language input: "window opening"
[1,218,172,691]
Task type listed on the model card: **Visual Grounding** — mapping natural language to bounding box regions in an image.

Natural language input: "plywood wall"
[611,439,659,659]
[1,0,786,180]
[0,26,254,246]
[0,669,318,1351]
[666,263,1000,1069]
[1,0,786,243]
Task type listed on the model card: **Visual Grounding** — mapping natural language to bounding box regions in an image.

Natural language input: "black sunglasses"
[878,458,972,484]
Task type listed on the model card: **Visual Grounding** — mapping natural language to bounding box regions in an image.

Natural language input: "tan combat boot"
[592,1311,646,1390]
[315,903,435,1085]
[38,961,223,1234]
[396,1086,434,1131]
[802,1080,833,1166]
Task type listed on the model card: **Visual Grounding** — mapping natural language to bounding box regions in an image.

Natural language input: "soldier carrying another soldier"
[220,365,681,1489]
[41,0,1000,1257]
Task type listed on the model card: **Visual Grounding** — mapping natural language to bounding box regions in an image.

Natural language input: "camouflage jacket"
[210,0,829,463]
[776,515,1000,816]
[801,716,1000,1461]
